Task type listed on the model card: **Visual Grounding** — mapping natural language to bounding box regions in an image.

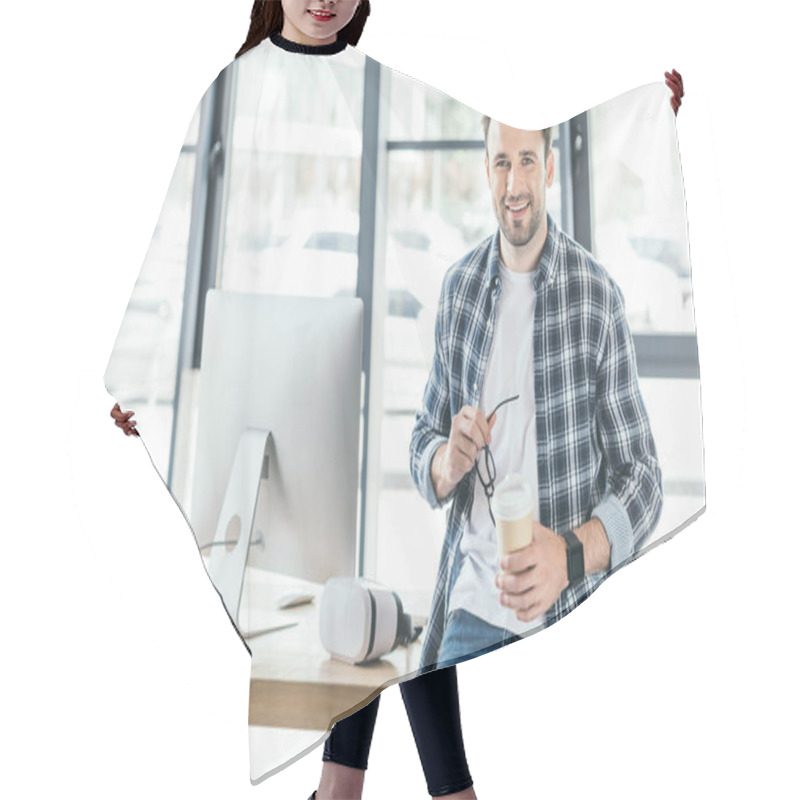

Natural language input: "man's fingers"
[456,427,482,455]
[500,584,541,615]
[453,445,476,474]
[496,567,534,595]
[454,434,478,461]
[457,405,491,448]
[474,408,492,445]
[515,601,544,622]
[451,426,483,462]
[500,543,536,574]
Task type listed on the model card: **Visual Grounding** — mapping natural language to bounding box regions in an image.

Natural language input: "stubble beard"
[497,195,544,248]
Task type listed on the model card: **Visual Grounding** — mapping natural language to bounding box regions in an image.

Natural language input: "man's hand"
[494,522,569,622]
[431,405,497,501]
[494,517,612,621]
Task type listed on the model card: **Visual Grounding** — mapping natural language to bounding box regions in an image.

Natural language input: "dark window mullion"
[355,57,382,578]
[569,110,592,251]
[558,120,575,238]
[167,66,236,489]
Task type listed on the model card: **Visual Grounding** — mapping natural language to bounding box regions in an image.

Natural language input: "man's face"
[485,122,554,249]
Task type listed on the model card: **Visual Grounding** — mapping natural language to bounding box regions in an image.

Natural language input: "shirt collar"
[487,212,560,291]
[269,32,348,56]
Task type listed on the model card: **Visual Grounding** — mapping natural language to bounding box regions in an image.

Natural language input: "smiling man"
[410,117,663,671]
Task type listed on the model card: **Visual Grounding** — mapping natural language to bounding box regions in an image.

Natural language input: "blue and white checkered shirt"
[410,214,663,672]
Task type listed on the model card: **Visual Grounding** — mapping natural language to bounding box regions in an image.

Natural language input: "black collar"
[269,32,348,56]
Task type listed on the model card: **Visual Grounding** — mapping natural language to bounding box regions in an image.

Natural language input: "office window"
[372,73,564,595]
[219,51,365,298]
[588,86,703,544]
[104,106,201,477]
[589,88,694,334]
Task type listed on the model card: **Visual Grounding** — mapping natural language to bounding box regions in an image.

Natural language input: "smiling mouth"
[308,9,335,21]
[505,201,530,213]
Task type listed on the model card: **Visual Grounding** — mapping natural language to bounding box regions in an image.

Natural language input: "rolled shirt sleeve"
[593,281,663,566]
[592,493,634,572]
[417,435,452,509]
[410,280,458,511]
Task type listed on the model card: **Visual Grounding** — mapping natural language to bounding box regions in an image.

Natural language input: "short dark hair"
[481,115,552,160]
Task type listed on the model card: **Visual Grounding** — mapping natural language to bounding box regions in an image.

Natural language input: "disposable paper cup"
[493,473,534,564]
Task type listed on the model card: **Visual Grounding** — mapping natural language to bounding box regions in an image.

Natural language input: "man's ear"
[545,147,555,188]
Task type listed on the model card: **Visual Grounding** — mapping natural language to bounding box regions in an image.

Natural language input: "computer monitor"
[189,289,363,621]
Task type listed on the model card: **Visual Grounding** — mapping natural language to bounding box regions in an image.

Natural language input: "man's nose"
[506,167,521,196]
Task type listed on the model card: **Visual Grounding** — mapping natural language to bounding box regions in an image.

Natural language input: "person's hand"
[494,521,569,622]
[432,405,497,500]
[110,402,139,437]
[665,68,684,115]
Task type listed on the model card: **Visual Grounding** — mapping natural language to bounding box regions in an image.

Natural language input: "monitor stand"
[206,428,273,629]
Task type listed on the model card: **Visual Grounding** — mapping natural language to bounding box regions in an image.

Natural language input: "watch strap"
[563,530,585,586]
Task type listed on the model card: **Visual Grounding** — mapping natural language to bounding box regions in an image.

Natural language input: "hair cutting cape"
[104,35,704,783]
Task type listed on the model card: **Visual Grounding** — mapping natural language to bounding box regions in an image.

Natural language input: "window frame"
[169,61,701,580]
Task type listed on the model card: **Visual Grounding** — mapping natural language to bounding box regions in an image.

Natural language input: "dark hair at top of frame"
[235,0,372,59]
[481,115,553,160]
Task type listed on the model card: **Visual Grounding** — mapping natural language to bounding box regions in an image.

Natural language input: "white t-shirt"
[448,259,544,635]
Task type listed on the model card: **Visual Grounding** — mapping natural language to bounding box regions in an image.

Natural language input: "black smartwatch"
[563,530,585,586]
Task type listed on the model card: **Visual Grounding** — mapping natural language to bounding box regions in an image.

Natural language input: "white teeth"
[507,202,529,212]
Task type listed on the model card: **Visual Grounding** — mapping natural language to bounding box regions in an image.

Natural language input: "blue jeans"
[437,607,522,669]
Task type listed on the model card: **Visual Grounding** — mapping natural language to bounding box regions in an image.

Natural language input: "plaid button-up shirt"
[410,214,663,672]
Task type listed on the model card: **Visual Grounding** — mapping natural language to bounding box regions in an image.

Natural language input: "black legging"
[322,665,473,797]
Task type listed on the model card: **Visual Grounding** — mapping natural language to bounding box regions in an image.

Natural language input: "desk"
[239,568,427,731]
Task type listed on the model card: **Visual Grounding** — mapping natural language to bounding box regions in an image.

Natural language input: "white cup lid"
[492,473,534,520]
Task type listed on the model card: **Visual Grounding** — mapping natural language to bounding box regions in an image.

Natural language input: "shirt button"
[473,381,478,391]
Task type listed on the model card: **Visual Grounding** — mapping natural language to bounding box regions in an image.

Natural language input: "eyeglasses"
[475,394,519,526]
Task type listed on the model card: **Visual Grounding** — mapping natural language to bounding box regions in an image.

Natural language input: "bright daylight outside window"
[589,88,703,542]
[134,57,701,606]
[375,71,563,598]
[103,105,202,478]
[220,50,364,299]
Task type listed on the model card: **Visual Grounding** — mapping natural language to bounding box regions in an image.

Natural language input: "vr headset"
[319,577,422,665]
